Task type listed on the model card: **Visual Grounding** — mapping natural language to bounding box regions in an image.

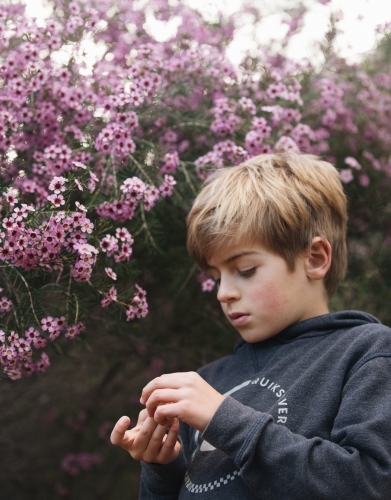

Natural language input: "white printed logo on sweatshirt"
[185,376,289,494]
[195,376,288,452]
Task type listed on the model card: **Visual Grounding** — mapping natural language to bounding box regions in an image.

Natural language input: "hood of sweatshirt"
[235,310,382,351]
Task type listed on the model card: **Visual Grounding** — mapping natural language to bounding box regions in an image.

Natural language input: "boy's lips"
[228,312,250,326]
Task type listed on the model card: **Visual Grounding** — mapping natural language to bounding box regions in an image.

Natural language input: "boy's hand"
[140,372,225,432]
[110,409,181,464]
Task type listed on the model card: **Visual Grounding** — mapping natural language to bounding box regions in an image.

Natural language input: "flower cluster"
[194,140,250,178]
[0,0,390,380]
[125,285,149,321]
[0,318,84,380]
[61,452,102,476]
[0,196,97,275]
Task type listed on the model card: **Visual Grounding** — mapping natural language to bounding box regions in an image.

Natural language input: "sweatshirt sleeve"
[201,354,391,499]
[139,422,192,499]
[139,447,187,499]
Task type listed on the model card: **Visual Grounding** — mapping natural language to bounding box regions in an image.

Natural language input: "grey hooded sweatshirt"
[140,311,391,499]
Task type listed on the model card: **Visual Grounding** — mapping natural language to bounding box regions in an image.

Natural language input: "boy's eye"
[239,268,255,278]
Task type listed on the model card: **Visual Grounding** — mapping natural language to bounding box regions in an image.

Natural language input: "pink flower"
[162,130,178,143]
[359,174,370,187]
[41,316,55,332]
[100,235,119,255]
[72,161,87,169]
[47,194,65,207]
[143,187,160,211]
[25,327,40,342]
[2,345,16,360]
[267,82,288,100]
[245,130,265,155]
[159,175,176,197]
[33,337,47,349]
[49,176,68,193]
[8,331,19,344]
[3,190,18,206]
[238,96,256,114]
[35,352,50,373]
[340,169,354,183]
[105,267,117,280]
[75,202,87,212]
[0,296,12,312]
[115,227,133,243]
[344,157,361,170]
[201,278,216,292]
[73,243,98,256]
[126,284,148,320]
[101,286,117,307]
[80,219,94,234]
[2,217,16,230]
[120,177,146,196]
[64,322,85,339]
[14,338,32,355]
[160,152,180,174]
[49,329,61,341]
[274,136,300,153]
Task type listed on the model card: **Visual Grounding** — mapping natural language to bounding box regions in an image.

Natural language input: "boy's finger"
[163,418,179,449]
[159,418,180,462]
[110,416,131,446]
[140,373,186,404]
[132,416,159,450]
[154,402,181,425]
[144,389,179,411]
[136,408,149,425]
[130,417,168,461]
[141,423,170,461]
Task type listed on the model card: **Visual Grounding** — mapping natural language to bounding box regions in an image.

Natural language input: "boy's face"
[206,240,329,343]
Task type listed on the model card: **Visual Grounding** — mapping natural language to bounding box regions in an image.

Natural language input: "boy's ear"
[304,237,332,280]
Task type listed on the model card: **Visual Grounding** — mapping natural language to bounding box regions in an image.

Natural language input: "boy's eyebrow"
[206,251,258,269]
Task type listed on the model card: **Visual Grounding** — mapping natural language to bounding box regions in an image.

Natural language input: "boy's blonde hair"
[187,152,347,297]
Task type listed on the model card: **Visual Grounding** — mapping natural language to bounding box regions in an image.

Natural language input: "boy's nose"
[216,277,240,303]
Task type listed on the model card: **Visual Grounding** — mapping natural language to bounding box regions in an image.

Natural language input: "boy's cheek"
[250,285,287,314]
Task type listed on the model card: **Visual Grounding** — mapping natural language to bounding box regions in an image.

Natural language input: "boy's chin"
[236,327,279,344]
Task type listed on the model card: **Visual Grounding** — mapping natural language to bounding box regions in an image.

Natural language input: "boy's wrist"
[202,396,270,460]
[197,392,226,432]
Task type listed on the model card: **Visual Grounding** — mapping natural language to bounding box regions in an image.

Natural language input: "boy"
[111,152,391,499]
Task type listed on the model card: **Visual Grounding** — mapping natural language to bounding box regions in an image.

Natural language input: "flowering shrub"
[0,0,391,388]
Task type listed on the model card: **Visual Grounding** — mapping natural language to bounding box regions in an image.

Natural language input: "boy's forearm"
[202,381,391,500]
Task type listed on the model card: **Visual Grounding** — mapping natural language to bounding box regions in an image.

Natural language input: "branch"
[178,263,197,292]
[140,205,160,252]
[180,161,198,196]
[129,153,155,185]
[13,268,40,328]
